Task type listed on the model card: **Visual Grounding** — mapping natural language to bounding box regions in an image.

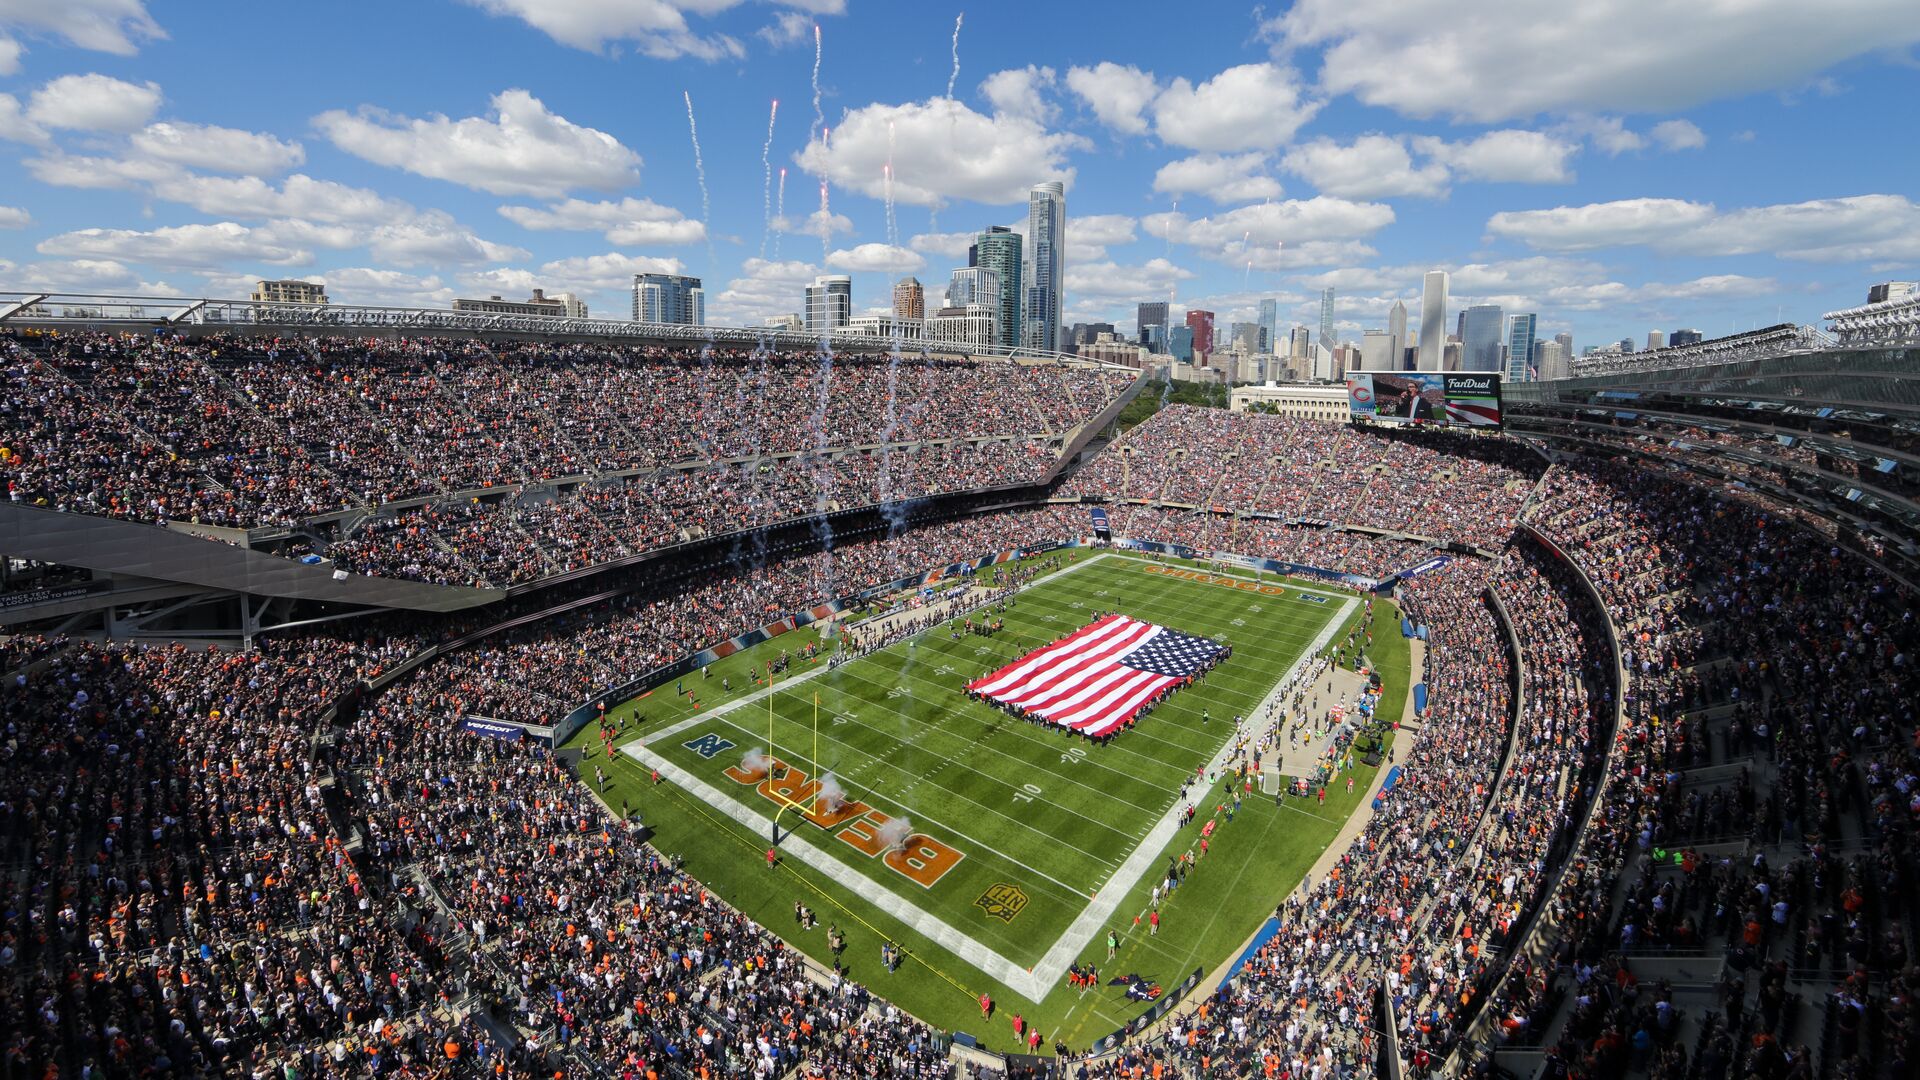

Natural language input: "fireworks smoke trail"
[774,168,787,259]
[818,171,831,265]
[810,23,824,144]
[946,13,964,99]
[684,91,714,264]
[759,99,780,258]
[883,120,899,253]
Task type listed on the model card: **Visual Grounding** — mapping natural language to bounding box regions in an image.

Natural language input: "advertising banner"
[1347,372,1503,427]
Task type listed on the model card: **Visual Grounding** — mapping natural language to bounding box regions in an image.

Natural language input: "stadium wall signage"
[720,755,965,888]
[0,580,110,610]
[1117,539,1380,590]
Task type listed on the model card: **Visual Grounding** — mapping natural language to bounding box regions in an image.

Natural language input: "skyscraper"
[1507,313,1538,381]
[946,266,998,309]
[1387,300,1409,370]
[892,277,924,322]
[1460,304,1505,372]
[1670,328,1702,347]
[1168,325,1195,362]
[1318,288,1336,352]
[1288,325,1310,358]
[804,275,851,332]
[1554,331,1573,358]
[633,273,704,325]
[1137,300,1169,345]
[1185,310,1215,358]
[1229,321,1262,355]
[970,226,1023,349]
[1646,329,1666,350]
[1022,181,1066,353]
[1418,270,1449,371]
[1258,298,1278,356]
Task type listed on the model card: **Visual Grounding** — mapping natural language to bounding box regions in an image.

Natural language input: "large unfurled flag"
[967,615,1227,738]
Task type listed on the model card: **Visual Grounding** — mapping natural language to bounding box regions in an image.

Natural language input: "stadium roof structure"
[1505,340,1920,586]
[0,290,1108,366]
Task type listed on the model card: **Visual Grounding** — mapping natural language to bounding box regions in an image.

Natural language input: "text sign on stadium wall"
[1346,371,1502,428]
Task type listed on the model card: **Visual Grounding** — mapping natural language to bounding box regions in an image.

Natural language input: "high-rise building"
[252,279,328,305]
[1185,310,1215,358]
[1506,313,1538,381]
[1460,304,1505,372]
[1141,323,1167,353]
[927,304,997,349]
[970,226,1023,349]
[1554,331,1573,359]
[1318,288,1336,352]
[1646,329,1666,351]
[804,275,852,332]
[1418,270,1449,371]
[632,274,702,324]
[1022,181,1066,353]
[1138,300,1170,345]
[1388,300,1409,371]
[1360,330,1395,371]
[1868,281,1916,304]
[892,277,924,322]
[946,266,999,310]
[1168,325,1195,362]
[1229,321,1263,355]
[1669,328,1702,347]
[1287,325,1310,358]
[763,313,804,332]
[1534,340,1569,381]
[457,288,589,319]
[1258,298,1278,356]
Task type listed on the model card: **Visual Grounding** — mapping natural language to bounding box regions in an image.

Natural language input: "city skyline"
[0,3,1913,351]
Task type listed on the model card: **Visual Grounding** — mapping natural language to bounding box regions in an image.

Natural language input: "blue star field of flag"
[1122,628,1228,679]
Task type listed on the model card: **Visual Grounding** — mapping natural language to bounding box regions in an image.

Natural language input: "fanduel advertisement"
[1346,372,1504,428]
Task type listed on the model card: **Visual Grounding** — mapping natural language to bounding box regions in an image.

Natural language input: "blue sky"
[0,0,1915,351]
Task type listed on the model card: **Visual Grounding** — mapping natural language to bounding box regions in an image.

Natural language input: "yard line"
[764,692,1156,842]
[818,665,1183,809]
[698,708,1126,879]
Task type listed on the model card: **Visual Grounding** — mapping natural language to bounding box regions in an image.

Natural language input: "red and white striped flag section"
[967,615,1227,738]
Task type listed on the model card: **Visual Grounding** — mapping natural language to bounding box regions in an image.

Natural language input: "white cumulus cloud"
[795,97,1083,206]
[1064,62,1158,137]
[1411,129,1578,183]
[315,89,641,196]
[1154,153,1285,203]
[131,121,305,174]
[1153,64,1319,152]
[27,73,161,132]
[38,221,309,268]
[1265,0,1920,122]
[1282,136,1448,198]
[497,196,705,245]
[826,243,924,273]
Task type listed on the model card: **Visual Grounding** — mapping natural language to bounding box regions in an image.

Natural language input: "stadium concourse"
[0,328,1915,1080]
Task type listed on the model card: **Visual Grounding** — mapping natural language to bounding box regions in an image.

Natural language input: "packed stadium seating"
[2,328,1130,588]
[1063,405,1546,554]
[4,316,1915,1078]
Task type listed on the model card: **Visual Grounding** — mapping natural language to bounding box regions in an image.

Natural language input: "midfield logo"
[975,882,1029,924]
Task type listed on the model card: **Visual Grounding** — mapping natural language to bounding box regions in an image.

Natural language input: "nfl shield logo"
[975,883,1029,923]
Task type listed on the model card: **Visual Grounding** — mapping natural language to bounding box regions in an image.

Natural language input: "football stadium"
[2,5,1918,1079]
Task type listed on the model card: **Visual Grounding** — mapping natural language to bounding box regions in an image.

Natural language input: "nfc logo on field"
[975,882,1029,924]
[683,732,737,759]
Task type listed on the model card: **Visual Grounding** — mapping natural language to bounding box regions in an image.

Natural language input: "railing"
[1563,323,1830,378]
[0,289,1121,367]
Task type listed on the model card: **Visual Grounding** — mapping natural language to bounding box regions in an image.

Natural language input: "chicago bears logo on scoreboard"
[682,732,737,759]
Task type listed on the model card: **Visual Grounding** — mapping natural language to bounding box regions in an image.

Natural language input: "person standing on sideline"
[1107,930,1119,960]
[1149,910,1160,936]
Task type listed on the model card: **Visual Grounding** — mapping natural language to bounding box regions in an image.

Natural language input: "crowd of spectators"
[1063,406,1543,550]
[1,328,1128,579]
[1469,459,1920,1080]
[9,354,1920,1079]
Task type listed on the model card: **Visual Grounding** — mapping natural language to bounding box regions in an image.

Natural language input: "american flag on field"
[967,615,1228,738]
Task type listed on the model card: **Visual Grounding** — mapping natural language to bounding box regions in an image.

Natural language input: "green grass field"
[570,549,1409,1054]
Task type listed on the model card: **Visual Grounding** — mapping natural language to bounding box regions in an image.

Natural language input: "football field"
[586,549,1402,1046]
